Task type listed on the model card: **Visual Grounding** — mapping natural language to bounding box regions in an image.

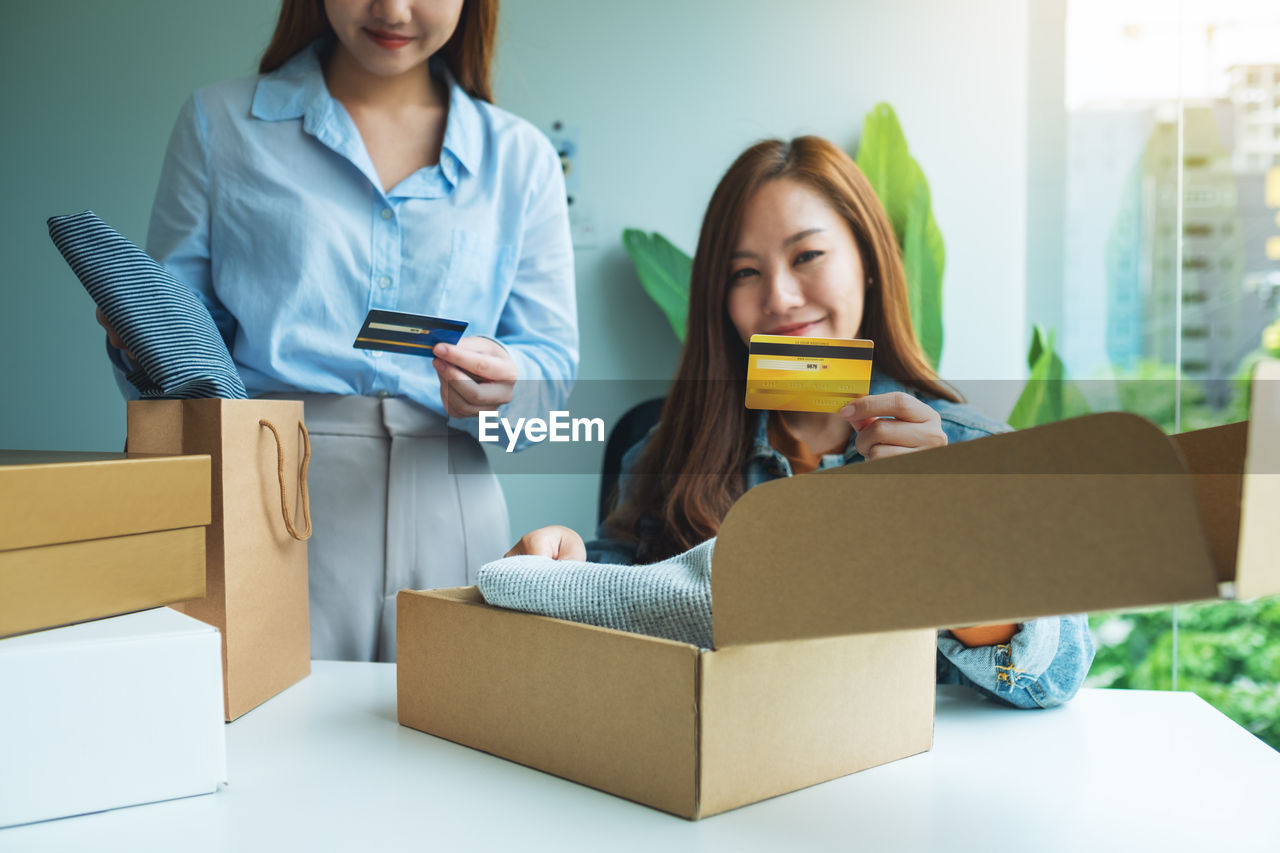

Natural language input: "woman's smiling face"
[324,0,464,78]
[725,177,866,344]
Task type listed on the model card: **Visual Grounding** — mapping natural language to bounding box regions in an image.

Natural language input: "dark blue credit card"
[352,309,467,358]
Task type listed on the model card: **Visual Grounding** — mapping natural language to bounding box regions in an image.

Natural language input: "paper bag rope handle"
[259,419,312,541]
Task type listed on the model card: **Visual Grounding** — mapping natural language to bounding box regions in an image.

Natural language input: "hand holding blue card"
[353,309,467,357]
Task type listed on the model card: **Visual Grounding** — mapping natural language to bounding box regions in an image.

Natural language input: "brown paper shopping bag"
[127,398,311,720]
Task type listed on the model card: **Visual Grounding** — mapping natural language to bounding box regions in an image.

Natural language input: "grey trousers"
[266,394,510,662]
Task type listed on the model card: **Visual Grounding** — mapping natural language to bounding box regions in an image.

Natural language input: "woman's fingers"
[441,376,479,418]
[859,442,920,461]
[505,525,586,560]
[852,417,947,458]
[552,528,588,561]
[436,362,511,407]
[433,339,518,383]
[95,308,133,360]
[432,337,518,418]
[433,366,515,419]
[840,391,934,423]
[840,392,947,459]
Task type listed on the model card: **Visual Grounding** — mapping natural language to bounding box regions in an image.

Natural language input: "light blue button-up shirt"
[137,41,577,437]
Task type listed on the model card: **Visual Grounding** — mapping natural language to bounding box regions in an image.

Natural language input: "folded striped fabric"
[476,538,715,648]
[47,211,247,399]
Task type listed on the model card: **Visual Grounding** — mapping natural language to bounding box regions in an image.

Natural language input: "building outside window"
[1063,0,1280,748]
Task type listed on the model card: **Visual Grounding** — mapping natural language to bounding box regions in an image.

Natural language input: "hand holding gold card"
[745,334,874,413]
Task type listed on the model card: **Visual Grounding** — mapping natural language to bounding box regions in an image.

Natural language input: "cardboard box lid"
[1233,359,1280,599]
[711,360,1280,648]
[0,451,210,551]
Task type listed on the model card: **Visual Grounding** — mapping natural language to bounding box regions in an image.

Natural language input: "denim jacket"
[587,375,1096,710]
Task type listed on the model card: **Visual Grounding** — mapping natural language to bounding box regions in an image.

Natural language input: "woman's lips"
[365,29,414,49]
[765,319,823,336]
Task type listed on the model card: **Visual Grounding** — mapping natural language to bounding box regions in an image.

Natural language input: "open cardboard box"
[0,450,210,638]
[397,361,1280,819]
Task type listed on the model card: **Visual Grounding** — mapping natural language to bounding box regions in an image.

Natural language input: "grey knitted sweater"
[476,538,1096,713]
[476,538,716,649]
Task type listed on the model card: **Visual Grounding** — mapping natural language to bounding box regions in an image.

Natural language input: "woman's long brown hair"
[608,136,960,563]
[258,0,498,103]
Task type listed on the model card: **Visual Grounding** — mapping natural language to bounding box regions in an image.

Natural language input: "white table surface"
[5,661,1279,852]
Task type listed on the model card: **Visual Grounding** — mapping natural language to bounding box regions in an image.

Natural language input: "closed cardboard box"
[0,607,227,828]
[398,360,1280,819]
[0,451,210,638]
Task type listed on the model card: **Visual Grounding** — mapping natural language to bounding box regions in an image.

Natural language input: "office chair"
[596,397,666,525]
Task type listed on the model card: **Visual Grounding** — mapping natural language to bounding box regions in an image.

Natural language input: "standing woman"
[106,0,578,661]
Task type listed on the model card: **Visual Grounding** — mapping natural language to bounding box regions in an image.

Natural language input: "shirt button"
[378,275,392,288]
[380,207,393,220]
[376,390,390,398]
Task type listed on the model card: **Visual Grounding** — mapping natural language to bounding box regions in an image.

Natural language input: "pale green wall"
[0,1,1053,542]
[1,0,277,450]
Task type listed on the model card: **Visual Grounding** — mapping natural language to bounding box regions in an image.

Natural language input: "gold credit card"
[745,334,874,413]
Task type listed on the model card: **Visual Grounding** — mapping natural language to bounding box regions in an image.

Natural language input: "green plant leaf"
[1007,336,1052,429]
[1089,599,1280,749]
[1027,325,1046,366]
[1007,325,1091,429]
[621,228,692,343]
[855,103,945,368]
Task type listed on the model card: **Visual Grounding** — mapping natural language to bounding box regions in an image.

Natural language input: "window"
[1065,0,1280,750]
[1184,188,1216,206]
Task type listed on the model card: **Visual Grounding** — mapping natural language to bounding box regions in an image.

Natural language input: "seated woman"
[493,135,1094,709]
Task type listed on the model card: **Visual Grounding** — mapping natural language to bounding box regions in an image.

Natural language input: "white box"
[0,607,227,827]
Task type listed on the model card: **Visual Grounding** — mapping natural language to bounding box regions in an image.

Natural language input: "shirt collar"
[250,43,484,190]
[435,57,483,179]
[749,410,774,459]
[251,40,329,122]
